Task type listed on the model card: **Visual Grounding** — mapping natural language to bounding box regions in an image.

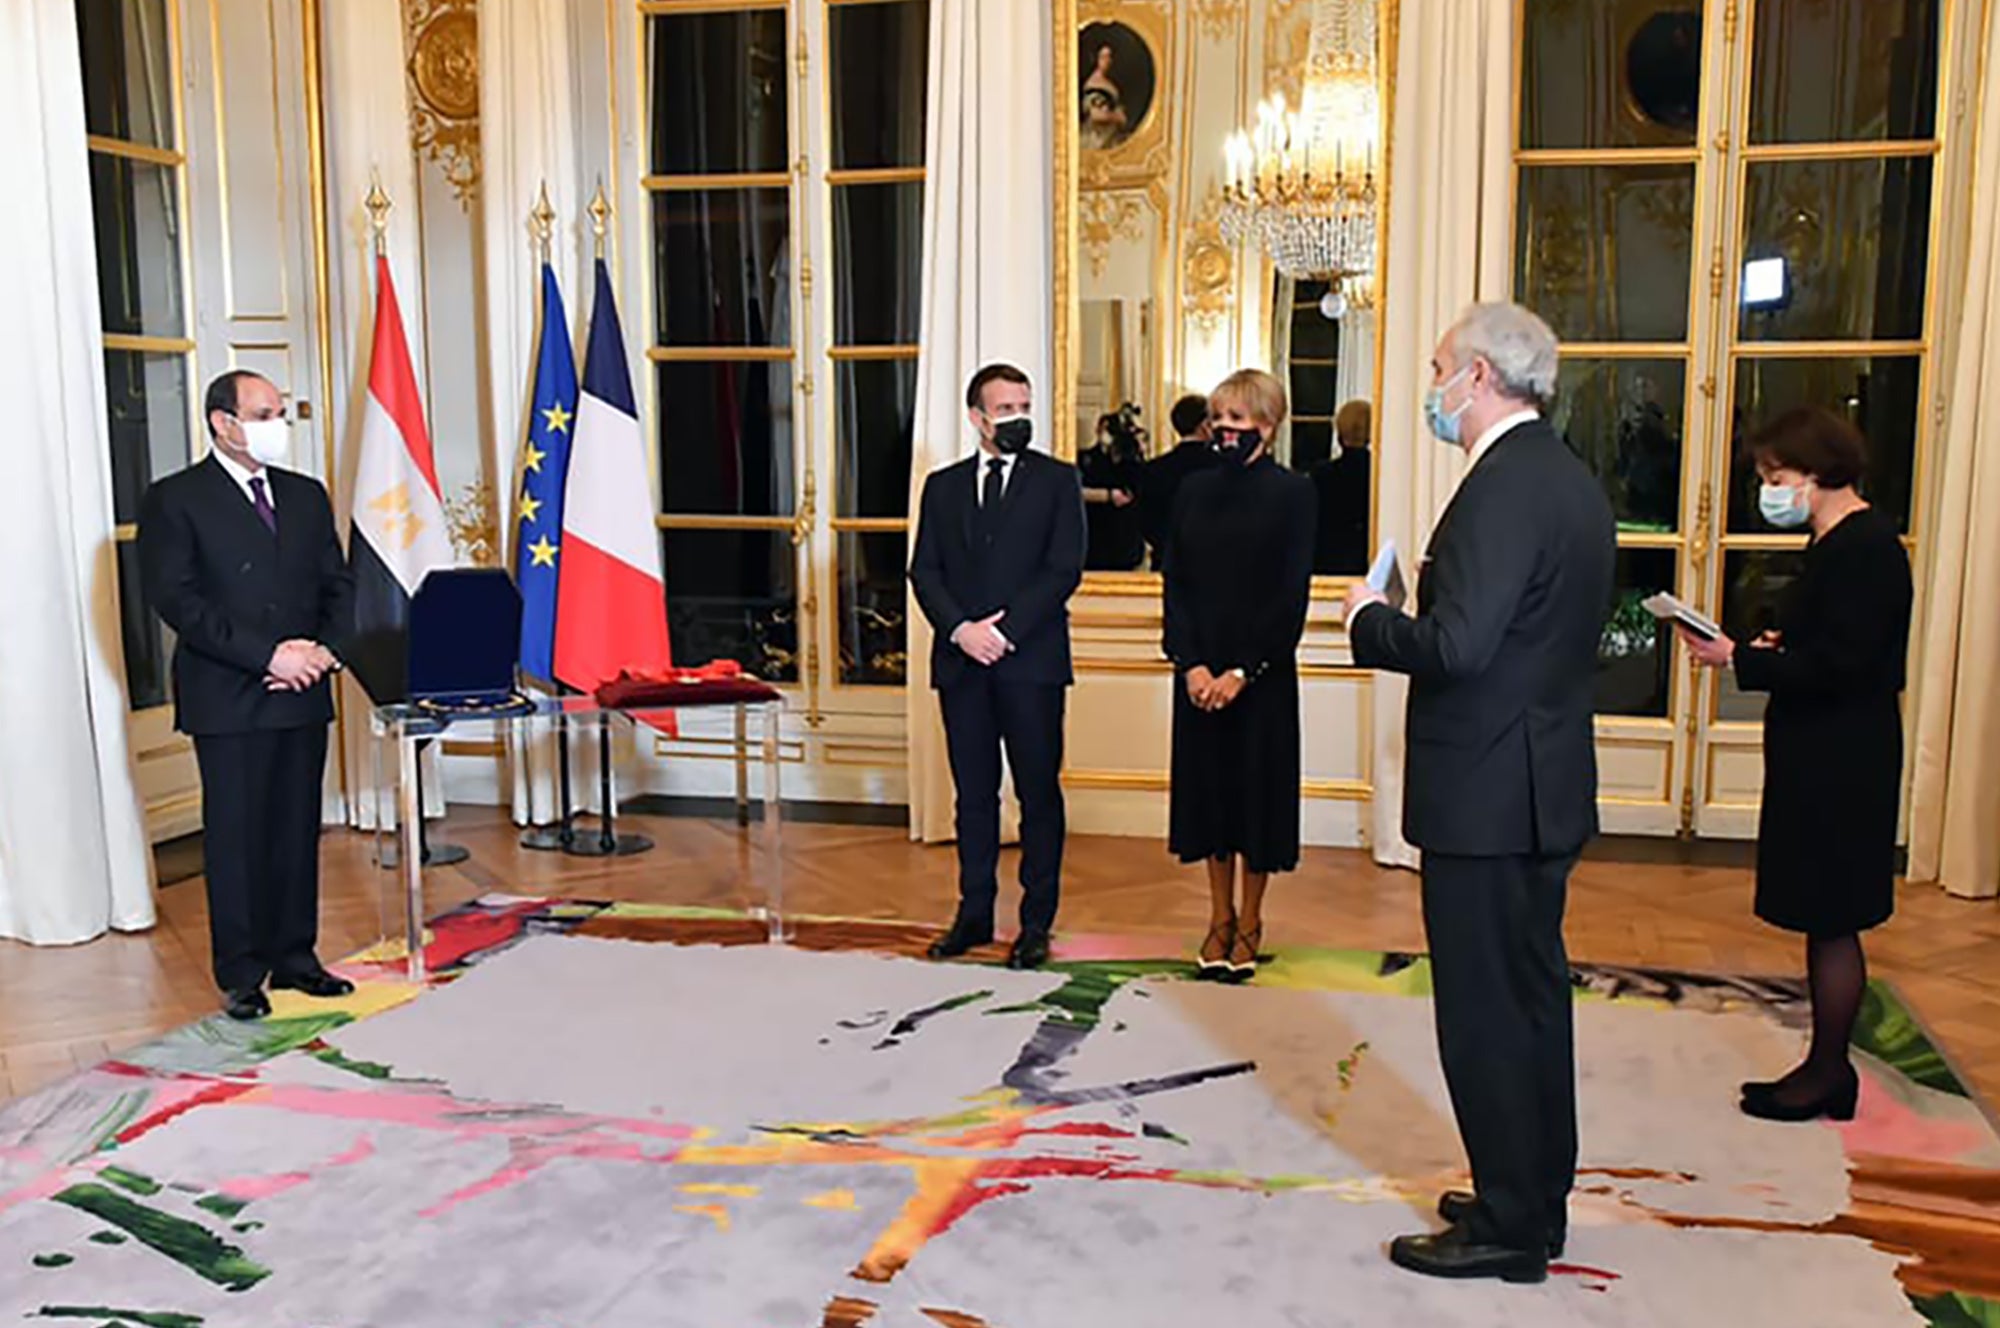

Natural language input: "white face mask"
[237,415,290,466]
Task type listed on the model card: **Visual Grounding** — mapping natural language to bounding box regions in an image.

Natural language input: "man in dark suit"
[1344,303,1616,1284]
[1140,393,1216,570]
[138,370,358,1021]
[909,364,1086,970]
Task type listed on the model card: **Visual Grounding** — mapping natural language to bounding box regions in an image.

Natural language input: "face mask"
[990,416,1033,455]
[1212,426,1263,466]
[1758,481,1812,529]
[237,415,290,466]
[1424,366,1474,445]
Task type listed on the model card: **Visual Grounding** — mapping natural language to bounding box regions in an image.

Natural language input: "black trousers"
[192,725,330,992]
[1421,850,1579,1252]
[938,674,1066,935]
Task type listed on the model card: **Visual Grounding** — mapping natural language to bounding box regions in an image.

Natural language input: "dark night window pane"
[832,183,923,345]
[829,1,929,170]
[1522,2,1701,150]
[1551,357,1687,534]
[657,362,796,517]
[651,189,791,348]
[90,151,185,338]
[117,539,172,709]
[1598,548,1677,717]
[77,0,175,149]
[837,532,908,686]
[1749,0,1937,145]
[834,358,916,520]
[662,529,797,682]
[1739,158,1932,343]
[1716,550,1810,721]
[105,348,192,524]
[647,9,788,176]
[1516,164,1696,343]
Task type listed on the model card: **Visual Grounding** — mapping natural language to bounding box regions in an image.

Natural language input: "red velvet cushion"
[594,676,783,709]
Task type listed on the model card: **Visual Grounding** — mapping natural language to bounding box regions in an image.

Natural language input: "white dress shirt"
[1466,409,1541,473]
[213,447,277,511]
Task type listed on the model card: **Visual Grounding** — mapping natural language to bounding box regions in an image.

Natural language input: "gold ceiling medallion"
[1079,191,1148,276]
[1190,0,1245,42]
[404,0,481,208]
[1182,192,1233,330]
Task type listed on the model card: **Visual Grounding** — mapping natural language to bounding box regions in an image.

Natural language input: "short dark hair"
[203,370,268,439]
[1744,406,1868,491]
[965,362,1030,411]
[1170,393,1209,437]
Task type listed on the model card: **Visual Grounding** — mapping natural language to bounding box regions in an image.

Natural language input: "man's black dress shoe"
[1436,1191,1565,1259]
[1008,931,1051,970]
[270,967,356,999]
[223,988,271,1022]
[927,919,995,961]
[1389,1225,1548,1284]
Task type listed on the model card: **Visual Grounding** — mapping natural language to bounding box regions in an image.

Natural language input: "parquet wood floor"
[5,809,1998,1111]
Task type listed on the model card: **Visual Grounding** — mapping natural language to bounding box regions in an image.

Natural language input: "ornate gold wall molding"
[1181,190,1233,330]
[404,0,480,207]
[1080,191,1150,276]
[1190,0,1246,42]
[445,477,500,567]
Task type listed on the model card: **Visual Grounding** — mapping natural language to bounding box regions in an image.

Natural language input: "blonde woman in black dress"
[1163,369,1316,980]
[1679,407,1913,1122]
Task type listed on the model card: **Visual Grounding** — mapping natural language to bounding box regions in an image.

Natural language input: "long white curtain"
[905,0,1055,842]
[320,0,441,828]
[1906,6,2000,901]
[1367,0,1515,868]
[0,2,155,943]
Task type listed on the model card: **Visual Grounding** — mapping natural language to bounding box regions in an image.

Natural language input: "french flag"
[347,255,455,703]
[553,259,673,691]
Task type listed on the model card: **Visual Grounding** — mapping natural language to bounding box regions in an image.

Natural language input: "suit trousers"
[192,725,330,991]
[1420,850,1580,1252]
[938,672,1066,934]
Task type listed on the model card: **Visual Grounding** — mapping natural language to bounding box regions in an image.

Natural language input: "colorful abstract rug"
[2,897,1996,1327]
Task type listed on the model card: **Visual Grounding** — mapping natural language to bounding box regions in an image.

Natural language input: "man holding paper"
[1344,303,1616,1284]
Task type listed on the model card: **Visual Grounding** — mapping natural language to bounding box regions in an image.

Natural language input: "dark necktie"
[249,476,277,534]
[981,457,1005,516]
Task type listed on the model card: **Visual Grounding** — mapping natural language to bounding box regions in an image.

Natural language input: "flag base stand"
[560,826,653,858]
[520,709,577,852]
[520,826,573,852]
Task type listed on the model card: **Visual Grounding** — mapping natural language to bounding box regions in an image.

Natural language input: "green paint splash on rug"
[98,1167,161,1196]
[51,1184,268,1292]
[193,1194,248,1219]
[988,960,1189,1028]
[1859,984,1967,1097]
[88,1231,128,1246]
[33,1309,205,1328]
[32,1252,74,1268]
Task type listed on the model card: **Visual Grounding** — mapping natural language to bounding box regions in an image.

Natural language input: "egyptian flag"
[347,255,455,703]
[553,259,673,692]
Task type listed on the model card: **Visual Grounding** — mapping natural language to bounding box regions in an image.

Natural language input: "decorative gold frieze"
[1080,191,1148,277]
[445,477,500,567]
[404,0,480,207]
[1182,191,1234,330]
[1190,0,1244,41]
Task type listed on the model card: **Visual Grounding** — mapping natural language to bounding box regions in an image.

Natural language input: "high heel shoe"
[1197,922,1235,980]
[1739,1065,1859,1123]
[1225,925,1263,982]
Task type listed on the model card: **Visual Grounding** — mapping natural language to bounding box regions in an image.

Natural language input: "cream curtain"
[0,1,156,943]
[481,0,590,827]
[905,0,1054,842]
[1366,0,1515,868]
[1906,9,2000,901]
[321,0,441,829]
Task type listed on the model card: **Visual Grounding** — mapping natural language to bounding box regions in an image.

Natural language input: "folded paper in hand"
[1641,591,1722,641]
[1365,540,1406,610]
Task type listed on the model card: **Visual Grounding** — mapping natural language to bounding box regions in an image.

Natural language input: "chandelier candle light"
[1220,0,1380,303]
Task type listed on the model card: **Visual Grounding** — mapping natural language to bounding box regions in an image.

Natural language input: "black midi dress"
[1732,505,1913,937]
[1163,457,1317,873]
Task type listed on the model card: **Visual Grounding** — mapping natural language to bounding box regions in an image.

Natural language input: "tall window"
[79,0,192,712]
[1513,0,1948,833]
[644,0,929,697]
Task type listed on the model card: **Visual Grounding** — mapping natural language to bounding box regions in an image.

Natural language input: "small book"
[1641,591,1722,641]
[1365,539,1406,609]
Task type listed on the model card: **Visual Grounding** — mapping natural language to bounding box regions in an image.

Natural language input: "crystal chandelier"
[1220,0,1380,300]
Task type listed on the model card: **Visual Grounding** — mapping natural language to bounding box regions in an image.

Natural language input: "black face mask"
[991,417,1033,455]
[1213,427,1263,466]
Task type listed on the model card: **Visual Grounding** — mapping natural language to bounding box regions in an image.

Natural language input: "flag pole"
[519,181,579,852]
[564,182,652,860]
[365,172,467,870]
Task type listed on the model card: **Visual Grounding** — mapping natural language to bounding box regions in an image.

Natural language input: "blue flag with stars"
[514,262,578,685]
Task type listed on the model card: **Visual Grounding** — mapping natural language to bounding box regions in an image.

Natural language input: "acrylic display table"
[369,689,784,981]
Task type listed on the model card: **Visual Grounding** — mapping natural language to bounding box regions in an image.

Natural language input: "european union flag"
[514,262,578,685]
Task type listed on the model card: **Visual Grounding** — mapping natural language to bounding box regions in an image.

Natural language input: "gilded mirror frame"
[1051,0,1400,595]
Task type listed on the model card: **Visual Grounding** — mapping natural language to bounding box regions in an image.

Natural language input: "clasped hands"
[1183,665,1245,711]
[266,638,338,692]
[951,613,1013,667]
